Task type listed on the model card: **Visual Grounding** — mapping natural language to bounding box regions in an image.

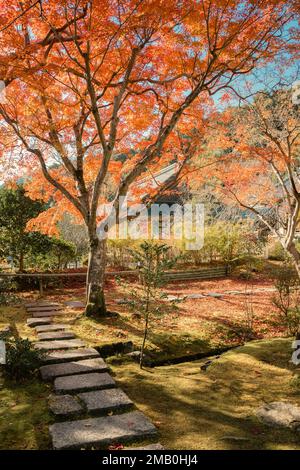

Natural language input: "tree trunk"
[140,311,149,369]
[286,242,300,338]
[287,242,300,281]
[86,237,107,317]
[140,289,150,369]
[18,252,24,272]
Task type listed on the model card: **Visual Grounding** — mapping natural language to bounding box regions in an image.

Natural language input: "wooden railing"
[0,271,133,295]
[163,266,229,281]
[0,266,229,294]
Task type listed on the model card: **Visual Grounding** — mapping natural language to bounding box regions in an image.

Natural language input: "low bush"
[0,277,20,305]
[271,266,300,336]
[3,337,45,382]
[268,242,286,261]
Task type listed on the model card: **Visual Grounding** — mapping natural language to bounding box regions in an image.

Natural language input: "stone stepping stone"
[32,311,66,318]
[35,324,69,333]
[49,410,157,450]
[205,293,223,298]
[126,443,164,450]
[27,317,52,328]
[64,301,85,308]
[40,358,109,381]
[186,293,206,299]
[34,339,85,351]
[257,401,300,429]
[78,388,133,414]
[42,348,100,364]
[48,394,84,417]
[54,372,115,394]
[27,305,62,312]
[25,302,58,308]
[37,331,75,341]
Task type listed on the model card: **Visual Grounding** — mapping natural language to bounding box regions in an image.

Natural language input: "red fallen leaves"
[108,443,124,450]
[249,427,264,436]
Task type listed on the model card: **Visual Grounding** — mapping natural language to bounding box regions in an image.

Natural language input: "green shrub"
[4,337,45,382]
[179,221,264,267]
[268,242,286,261]
[0,277,19,305]
[271,266,300,336]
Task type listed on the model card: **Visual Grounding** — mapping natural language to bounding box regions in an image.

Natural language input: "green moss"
[0,374,53,449]
[0,305,35,340]
[85,290,107,317]
[111,338,300,450]
[72,313,221,363]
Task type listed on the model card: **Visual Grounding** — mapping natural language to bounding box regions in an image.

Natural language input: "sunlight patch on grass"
[0,374,53,450]
[0,304,36,340]
[111,338,300,450]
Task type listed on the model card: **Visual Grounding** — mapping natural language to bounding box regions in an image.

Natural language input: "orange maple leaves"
[0,0,295,237]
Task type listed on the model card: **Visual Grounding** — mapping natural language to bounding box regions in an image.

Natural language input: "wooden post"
[39,278,44,297]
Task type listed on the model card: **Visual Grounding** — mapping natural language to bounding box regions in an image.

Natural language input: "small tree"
[0,185,50,271]
[127,241,177,368]
[271,266,300,337]
[57,214,89,267]
[48,238,76,270]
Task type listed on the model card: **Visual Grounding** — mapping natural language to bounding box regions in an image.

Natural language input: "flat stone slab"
[32,310,66,318]
[42,348,100,364]
[49,410,157,450]
[25,302,59,308]
[166,295,182,301]
[34,339,85,351]
[37,331,75,341]
[78,388,133,414]
[257,402,300,429]
[27,317,52,328]
[64,301,85,308]
[27,305,62,312]
[127,443,164,450]
[40,358,108,381]
[35,324,69,333]
[205,293,223,298]
[54,372,115,394]
[186,293,206,299]
[49,394,84,417]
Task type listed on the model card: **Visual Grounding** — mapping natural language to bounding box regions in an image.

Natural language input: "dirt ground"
[8,272,285,362]
[1,270,299,450]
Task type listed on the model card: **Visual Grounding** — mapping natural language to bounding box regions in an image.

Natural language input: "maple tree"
[0,0,294,316]
[206,88,300,278]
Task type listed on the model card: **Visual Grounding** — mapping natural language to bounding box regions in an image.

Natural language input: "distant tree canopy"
[0,185,76,271]
[203,87,300,278]
[0,0,293,316]
[57,213,89,264]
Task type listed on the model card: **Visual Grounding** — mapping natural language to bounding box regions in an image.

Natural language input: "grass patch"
[110,337,300,450]
[0,373,53,449]
[0,304,35,340]
[0,305,53,449]
[72,310,225,362]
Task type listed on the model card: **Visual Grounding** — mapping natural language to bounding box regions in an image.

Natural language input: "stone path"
[257,401,300,429]
[166,286,277,302]
[25,300,163,450]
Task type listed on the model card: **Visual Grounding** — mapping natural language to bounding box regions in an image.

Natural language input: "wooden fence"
[0,271,131,295]
[0,266,229,294]
[163,265,229,282]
